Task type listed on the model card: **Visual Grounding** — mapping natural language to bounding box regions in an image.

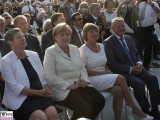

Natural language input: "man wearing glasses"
[71,12,85,48]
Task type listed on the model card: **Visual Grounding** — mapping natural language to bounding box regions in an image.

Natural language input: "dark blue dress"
[13,57,53,120]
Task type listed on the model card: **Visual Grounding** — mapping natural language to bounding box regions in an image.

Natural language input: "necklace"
[86,43,100,53]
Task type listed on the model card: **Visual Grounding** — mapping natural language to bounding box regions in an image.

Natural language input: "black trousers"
[56,87,105,120]
[121,69,160,113]
[0,80,4,102]
[134,25,154,68]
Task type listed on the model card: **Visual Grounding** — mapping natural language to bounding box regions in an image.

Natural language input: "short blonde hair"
[13,15,27,26]
[52,23,72,38]
[89,3,100,13]
[82,23,99,41]
[78,2,89,12]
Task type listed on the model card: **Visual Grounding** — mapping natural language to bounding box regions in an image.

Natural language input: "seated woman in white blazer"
[1,28,59,120]
[43,23,105,120]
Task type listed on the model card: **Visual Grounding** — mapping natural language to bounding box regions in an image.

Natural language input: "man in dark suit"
[41,13,66,60]
[13,15,42,60]
[59,0,76,26]
[70,12,84,47]
[103,17,160,119]
[84,3,105,43]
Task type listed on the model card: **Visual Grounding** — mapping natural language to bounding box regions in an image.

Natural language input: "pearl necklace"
[86,43,100,53]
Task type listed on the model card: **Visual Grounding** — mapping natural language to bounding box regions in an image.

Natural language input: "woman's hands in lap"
[39,89,53,98]
[68,79,90,90]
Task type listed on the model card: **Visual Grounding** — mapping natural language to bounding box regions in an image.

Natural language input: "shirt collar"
[74,26,82,33]
[113,32,124,40]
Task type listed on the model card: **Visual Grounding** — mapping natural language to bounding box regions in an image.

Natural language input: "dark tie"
[119,37,134,65]
[25,35,32,50]
[78,30,84,45]
[140,3,147,21]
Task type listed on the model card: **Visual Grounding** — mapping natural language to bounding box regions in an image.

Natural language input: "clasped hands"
[40,85,53,98]
[68,79,90,90]
[131,64,143,75]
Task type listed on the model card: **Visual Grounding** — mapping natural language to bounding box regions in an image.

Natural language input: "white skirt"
[89,74,118,91]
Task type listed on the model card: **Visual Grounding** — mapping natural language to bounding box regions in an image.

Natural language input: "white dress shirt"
[138,1,159,27]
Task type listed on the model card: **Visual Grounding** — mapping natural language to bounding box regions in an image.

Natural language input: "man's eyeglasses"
[75,18,83,21]
[4,17,11,19]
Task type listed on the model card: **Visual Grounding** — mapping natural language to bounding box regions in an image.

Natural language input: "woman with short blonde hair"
[44,23,105,120]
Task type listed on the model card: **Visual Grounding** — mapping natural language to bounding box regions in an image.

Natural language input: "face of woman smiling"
[87,29,99,43]
[55,31,71,48]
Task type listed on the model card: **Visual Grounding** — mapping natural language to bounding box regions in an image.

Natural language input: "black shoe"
[150,110,160,119]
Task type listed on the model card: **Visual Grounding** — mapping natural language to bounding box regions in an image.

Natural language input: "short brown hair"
[71,12,81,21]
[4,28,21,42]
[82,23,99,41]
[51,12,63,26]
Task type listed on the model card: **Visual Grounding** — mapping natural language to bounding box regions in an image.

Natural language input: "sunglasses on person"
[75,18,83,21]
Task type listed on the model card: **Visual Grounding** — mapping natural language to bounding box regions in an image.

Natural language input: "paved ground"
[150,58,160,113]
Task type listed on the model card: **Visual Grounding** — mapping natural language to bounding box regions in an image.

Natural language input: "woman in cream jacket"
[44,23,105,120]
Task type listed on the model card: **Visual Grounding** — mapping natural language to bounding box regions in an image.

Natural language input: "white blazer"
[1,50,47,110]
[44,43,90,101]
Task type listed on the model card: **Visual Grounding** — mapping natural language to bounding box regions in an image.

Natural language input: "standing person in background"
[116,0,140,38]
[44,23,105,120]
[22,0,35,25]
[137,0,160,70]
[2,28,59,120]
[100,0,117,39]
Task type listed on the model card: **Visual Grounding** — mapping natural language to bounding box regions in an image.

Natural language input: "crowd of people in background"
[0,0,160,119]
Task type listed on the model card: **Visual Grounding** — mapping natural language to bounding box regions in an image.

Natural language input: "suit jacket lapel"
[111,35,128,57]
[55,43,70,60]
[73,28,82,46]
[112,35,134,64]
